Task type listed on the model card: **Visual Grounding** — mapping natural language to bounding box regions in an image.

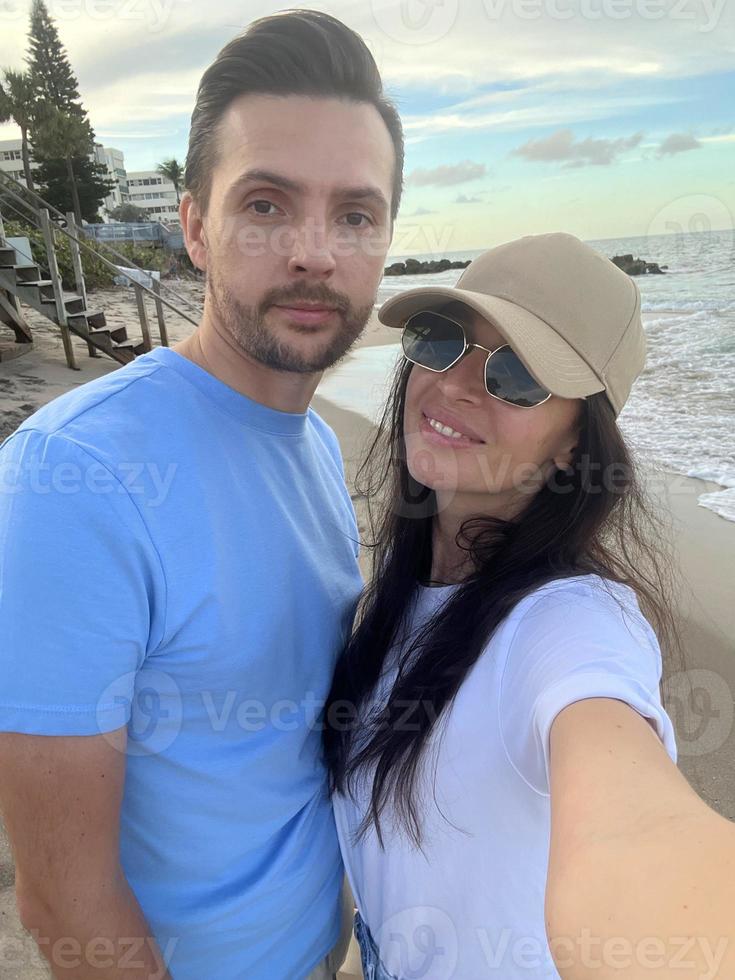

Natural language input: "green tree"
[0,69,37,191]
[25,1,112,223]
[33,108,114,224]
[26,0,86,120]
[108,203,149,222]
[156,157,183,203]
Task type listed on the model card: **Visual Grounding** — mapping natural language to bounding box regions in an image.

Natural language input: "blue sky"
[1,0,733,248]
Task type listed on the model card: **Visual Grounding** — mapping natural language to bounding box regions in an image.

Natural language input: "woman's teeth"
[427,417,468,440]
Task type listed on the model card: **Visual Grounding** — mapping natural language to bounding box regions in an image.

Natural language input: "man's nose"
[286,217,337,278]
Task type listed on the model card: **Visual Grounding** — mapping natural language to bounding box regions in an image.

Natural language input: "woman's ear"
[553,402,584,471]
[552,429,581,472]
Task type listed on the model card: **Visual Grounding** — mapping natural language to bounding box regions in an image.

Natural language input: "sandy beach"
[0,288,733,979]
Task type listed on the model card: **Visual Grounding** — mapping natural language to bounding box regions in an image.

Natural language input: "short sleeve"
[310,412,361,561]
[499,579,678,796]
[0,429,165,735]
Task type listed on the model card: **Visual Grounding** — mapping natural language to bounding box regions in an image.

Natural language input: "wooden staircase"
[0,171,200,369]
[0,239,142,365]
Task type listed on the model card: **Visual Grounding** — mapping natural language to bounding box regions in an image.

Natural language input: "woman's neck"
[430,515,473,584]
[429,492,521,584]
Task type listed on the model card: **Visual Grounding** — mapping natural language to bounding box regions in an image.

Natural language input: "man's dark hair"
[185,9,404,219]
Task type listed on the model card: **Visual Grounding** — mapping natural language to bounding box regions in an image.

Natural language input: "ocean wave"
[642,300,735,314]
[696,488,735,522]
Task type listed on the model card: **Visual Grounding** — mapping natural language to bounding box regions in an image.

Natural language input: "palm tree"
[0,69,37,192]
[156,157,183,204]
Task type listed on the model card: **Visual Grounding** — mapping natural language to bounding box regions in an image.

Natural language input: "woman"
[324,233,735,979]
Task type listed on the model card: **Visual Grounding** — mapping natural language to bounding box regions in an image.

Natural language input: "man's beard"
[207,267,374,374]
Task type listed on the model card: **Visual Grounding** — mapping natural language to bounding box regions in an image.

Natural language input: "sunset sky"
[1,0,733,250]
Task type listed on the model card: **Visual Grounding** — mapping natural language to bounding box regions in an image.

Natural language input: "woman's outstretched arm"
[545,696,735,979]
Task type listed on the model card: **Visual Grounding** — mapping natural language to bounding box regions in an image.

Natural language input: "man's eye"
[342,213,372,227]
[247,200,279,216]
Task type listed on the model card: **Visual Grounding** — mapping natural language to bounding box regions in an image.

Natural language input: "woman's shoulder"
[506,572,659,657]
[518,571,639,610]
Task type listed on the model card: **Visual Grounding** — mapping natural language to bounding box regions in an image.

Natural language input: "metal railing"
[0,170,201,329]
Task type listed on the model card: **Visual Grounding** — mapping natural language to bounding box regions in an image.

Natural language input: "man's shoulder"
[4,352,174,456]
[306,407,341,456]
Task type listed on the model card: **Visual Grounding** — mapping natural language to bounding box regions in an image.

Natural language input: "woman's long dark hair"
[324,356,686,847]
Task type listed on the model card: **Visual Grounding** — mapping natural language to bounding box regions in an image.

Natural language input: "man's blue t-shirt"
[0,347,363,979]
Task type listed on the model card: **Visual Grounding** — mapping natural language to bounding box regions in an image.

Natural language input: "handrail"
[0,170,200,325]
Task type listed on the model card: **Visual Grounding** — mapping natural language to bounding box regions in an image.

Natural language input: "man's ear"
[180,191,207,272]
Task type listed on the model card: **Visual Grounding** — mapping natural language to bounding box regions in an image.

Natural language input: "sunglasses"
[401,310,553,409]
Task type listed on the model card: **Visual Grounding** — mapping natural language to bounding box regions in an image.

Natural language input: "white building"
[0,137,133,220]
[0,138,33,186]
[93,143,128,214]
[0,138,182,225]
[126,170,180,223]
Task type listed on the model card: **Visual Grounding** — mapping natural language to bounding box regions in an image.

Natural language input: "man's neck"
[172,316,321,415]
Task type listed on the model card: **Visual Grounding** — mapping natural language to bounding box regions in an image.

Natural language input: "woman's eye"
[247,200,280,216]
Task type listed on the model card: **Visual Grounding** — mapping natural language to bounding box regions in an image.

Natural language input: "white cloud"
[657,132,702,156]
[400,87,681,139]
[512,128,644,166]
[0,0,731,172]
[408,160,488,187]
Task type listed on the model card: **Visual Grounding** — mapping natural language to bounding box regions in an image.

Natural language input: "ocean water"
[319,230,735,522]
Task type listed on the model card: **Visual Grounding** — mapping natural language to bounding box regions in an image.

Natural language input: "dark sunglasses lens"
[402,312,465,371]
[486,347,550,407]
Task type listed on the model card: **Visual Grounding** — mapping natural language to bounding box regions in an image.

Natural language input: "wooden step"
[87,324,128,343]
[84,310,106,329]
[0,246,17,267]
[13,264,42,284]
[39,292,85,315]
[16,279,55,302]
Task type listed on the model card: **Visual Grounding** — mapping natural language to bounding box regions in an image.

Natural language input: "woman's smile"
[418,411,486,449]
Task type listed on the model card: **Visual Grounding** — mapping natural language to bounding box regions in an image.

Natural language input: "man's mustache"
[260,284,352,314]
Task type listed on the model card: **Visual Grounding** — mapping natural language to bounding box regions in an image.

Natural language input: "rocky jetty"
[611,254,668,276]
[383,257,471,276]
[383,254,667,278]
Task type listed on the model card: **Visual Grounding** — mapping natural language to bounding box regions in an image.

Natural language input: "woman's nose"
[434,347,487,402]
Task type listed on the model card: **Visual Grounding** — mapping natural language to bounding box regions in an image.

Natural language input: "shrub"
[3,218,169,291]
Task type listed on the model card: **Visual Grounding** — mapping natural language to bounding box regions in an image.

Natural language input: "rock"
[611,254,667,276]
[383,258,471,276]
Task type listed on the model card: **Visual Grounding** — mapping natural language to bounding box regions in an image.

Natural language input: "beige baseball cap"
[378,232,645,417]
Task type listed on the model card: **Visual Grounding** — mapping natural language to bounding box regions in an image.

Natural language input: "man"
[0,11,402,979]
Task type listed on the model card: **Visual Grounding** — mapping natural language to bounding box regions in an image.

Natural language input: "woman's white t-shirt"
[333,573,678,979]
